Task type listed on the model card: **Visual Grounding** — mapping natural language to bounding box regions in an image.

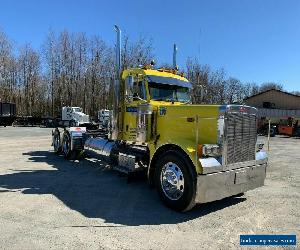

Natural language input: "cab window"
[133,81,146,100]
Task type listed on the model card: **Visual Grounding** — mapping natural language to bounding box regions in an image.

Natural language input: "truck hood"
[149,100,187,106]
[76,112,89,117]
[74,112,90,123]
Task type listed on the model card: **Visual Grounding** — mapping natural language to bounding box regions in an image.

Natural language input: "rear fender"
[69,127,86,150]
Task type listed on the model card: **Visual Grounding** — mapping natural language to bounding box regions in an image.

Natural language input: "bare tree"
[43,30,57,116]
[0,27,295,118]
[259,82,283,92]
[291,91,300,96]
[186,58,260,105]
[0,29,15,103]
[122,35,154,70]
[18,44,41,116]
[186,57,210,103]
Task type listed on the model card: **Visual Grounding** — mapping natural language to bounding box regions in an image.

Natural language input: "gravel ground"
[0,127,299,249]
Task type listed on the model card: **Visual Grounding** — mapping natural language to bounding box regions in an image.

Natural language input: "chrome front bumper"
[195,152,267,203]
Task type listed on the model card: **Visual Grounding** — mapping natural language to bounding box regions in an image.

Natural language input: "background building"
[244,89,300,118]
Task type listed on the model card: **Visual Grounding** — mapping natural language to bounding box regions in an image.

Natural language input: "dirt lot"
[0,127,299,249]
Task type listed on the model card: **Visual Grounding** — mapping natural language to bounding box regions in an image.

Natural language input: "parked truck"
[257,117,277,137]
[256,108,300,137]
[98,109,110,129]
[51,26,268,211]
[0,102,16,127]
[13,106,90,128]
[60,106,90,127]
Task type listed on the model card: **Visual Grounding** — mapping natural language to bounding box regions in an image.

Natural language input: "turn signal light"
[197,144,203,157]
[200,144,222,157]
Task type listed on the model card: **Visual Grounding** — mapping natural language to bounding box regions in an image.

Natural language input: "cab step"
[113,164,145,174]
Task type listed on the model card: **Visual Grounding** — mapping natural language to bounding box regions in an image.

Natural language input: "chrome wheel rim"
[160,162,184,200]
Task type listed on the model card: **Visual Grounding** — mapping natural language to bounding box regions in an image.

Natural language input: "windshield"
[73,108,82,112]
[148,82,191,102]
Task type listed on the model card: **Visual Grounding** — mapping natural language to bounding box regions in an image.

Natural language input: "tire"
[62,131,72,159]
[69,120,76,127]
[270,127,276,137]
[53,129,61,154]
[154,150,197,212]
[45,120,51,128]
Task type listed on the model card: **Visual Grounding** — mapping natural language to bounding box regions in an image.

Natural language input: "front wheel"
[69,120,76,127]
[270,127,276,137]
[154,150,197,212]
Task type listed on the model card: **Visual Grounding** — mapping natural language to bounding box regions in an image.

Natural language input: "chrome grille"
[225,112,257,164]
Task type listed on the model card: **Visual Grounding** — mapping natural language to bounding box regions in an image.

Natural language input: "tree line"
[186,58,288,104]
[0,28,289,118]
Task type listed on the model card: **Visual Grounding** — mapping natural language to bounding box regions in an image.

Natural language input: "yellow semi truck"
[52,26,268,211]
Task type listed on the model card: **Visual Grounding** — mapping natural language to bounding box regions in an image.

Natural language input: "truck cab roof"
[122,68,192,89]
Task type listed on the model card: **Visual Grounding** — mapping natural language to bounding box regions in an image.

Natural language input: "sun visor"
[146,75,192,88]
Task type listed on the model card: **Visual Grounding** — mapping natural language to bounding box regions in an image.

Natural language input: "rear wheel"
[154,150,196,212]
[53,129,61,154]
[62,131,72,159]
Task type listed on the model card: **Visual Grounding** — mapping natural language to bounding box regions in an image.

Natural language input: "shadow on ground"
[276,135,300,139]
[0,151,246,226]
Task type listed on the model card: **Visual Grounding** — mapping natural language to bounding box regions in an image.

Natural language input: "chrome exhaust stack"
[173,44,177,69]
[110,25,122,140]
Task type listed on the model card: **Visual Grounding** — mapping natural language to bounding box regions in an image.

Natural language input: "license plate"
[235,170,248,184]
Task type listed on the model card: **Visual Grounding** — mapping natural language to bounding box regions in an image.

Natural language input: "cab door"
[123,75,148,141]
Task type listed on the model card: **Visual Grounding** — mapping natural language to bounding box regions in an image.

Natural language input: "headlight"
[200,144,222,157]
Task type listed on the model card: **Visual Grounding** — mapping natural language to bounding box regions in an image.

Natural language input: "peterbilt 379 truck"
[52,26,268,211]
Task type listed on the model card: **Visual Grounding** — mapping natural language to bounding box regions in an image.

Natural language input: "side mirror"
[125,76,134,103]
